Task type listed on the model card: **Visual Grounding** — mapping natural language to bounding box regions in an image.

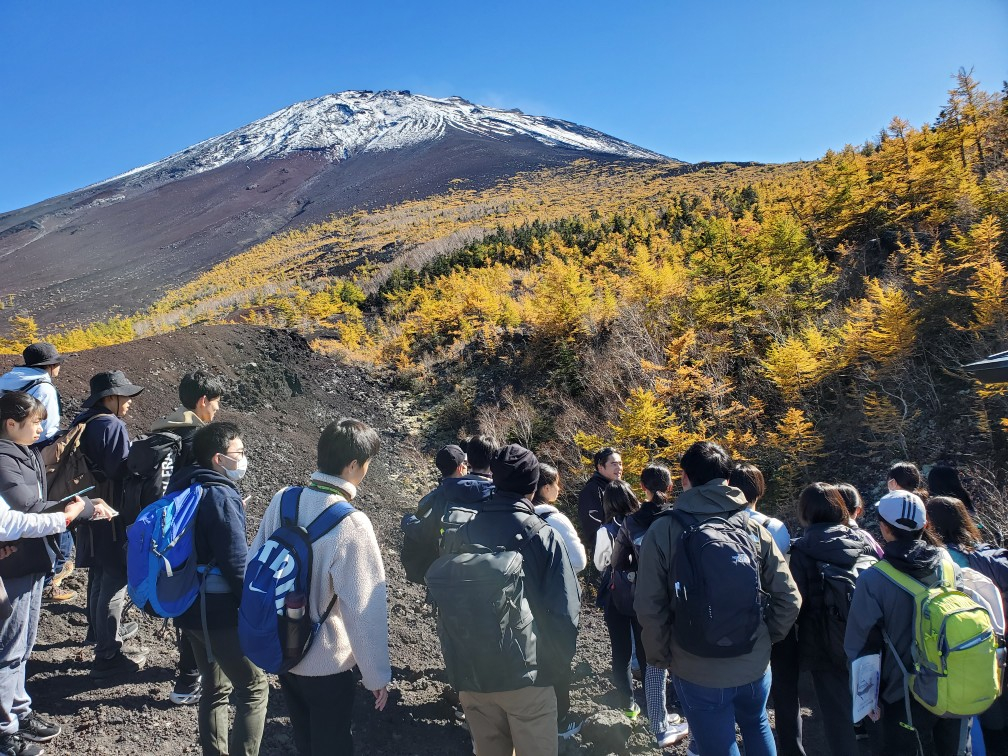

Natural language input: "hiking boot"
[657,721,690,748]
[119,621,139,642]
[558,713,583,739]
[42,586,76,603]
[90,649,147,679]
[169,676,202,706]
[623,702,641,720]
[52,559,74,584]
[17,714,60,744]
[0,733,44,756]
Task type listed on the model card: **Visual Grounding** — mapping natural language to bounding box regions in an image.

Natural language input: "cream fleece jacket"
[250,473,392,688]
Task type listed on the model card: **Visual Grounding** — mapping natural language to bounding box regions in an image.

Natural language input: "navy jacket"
[166,464,248,630]
[71,407,131,569]
[412,474,494,548]
[577,472,608,545]
[455,491,581,689]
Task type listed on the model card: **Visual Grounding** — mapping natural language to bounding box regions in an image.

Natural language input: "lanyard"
[307,479,352,500]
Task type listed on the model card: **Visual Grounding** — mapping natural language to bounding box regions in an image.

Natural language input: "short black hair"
[463,435,498,471]
[318,418,380,476]
[179,371,227,410]
[888,461,923,492]
[537,462,559,488]
[193,421,242,469]
[680,441,732,487]
[593,447,619,471]
[729,462,765,505]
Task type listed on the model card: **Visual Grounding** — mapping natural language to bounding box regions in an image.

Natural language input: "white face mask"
[221,454,248,482]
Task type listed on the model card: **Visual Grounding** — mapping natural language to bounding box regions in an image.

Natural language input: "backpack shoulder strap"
[279,486,304,528]
[511,512,547,553]
[875,559,928,598]
[306,501,357,542]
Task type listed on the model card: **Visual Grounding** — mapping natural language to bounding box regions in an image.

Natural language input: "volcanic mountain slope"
[0,91,672,329]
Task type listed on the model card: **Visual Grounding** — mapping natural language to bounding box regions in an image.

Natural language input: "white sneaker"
[657,721,690,748]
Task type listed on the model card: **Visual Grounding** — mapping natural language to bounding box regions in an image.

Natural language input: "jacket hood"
[442,475,495,503]
[0,367,51,392]
[152,408,205,433]
[167,464,239,495]
[674,479,748,516]
[883,537,944,581]
[793,523,871,568]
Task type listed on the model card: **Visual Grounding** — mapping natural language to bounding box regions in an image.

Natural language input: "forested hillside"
[4,71,1006,513]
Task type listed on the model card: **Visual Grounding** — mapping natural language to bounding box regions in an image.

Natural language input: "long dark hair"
[798,482,849,527]
[928,464,974,512]
[640,463,672,508]
[835,483,864,519]
[602,480,640,523]
[926,496,982,552]
[0,391,47,438]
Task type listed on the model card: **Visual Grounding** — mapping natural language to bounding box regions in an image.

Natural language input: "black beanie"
[491,444,540,494]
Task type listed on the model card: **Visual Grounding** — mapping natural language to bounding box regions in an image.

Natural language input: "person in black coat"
[790,483,878,756]
[577,447,622,549]
[166,421,267,756]
[71,370,145,679]
[0,391,113,754]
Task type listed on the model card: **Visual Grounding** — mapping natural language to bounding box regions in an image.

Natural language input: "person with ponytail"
[0,391,114,755]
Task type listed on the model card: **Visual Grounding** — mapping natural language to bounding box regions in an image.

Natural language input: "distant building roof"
[964,350,1008,383]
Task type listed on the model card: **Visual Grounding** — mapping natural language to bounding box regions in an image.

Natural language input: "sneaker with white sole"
[17,714,60,744]
[657,721,690,748]
[169,676,202,706]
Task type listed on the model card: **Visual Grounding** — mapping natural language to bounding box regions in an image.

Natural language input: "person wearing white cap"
[843,490,968,755]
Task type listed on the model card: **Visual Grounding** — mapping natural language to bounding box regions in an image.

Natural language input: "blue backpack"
[126,483,212,617]
[238,486,355,674]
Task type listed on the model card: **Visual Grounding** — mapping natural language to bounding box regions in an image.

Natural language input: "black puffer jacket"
[790,523,877,670]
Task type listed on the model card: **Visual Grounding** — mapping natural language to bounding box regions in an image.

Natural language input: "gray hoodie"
[635,479,801,687]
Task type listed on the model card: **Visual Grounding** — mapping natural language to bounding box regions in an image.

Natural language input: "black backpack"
[424,510,546,692]
[670,509,767,658]
[121,432,183,525]
[400,490,443,585]
[816,554,877,666]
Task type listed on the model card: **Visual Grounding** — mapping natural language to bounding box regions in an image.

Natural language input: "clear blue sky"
[1,0,1006,213]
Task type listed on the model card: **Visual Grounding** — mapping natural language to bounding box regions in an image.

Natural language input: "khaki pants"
[460,686,558,756]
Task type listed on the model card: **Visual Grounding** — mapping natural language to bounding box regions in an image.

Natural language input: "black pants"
[881,699,970,756]
[810,666,858,756]
[280,669,357,756]
[981,693,1008,756]
[177,628,200,688]
[770,627,805,756]
[602,602,644,709]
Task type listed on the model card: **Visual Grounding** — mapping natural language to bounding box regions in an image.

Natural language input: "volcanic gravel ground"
[4,325,844,755]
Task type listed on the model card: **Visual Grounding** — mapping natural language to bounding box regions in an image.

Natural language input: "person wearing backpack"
[927,495,1008,756]
[789,483,878,756]
[69,370,146,678]
[844,490,991,755]
[166,421,267,756]
[143,371,226,707]
[249,418,388,756]
[0,391,115,756]
[428,443,580,756]
[400,443,494,584]
[0,344,74,605]
[635,441,801,756]
[729,462,805,756]
[616,464,690,749]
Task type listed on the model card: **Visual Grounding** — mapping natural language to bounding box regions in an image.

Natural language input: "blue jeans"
[674,667,776,756]
[44,531,74,589]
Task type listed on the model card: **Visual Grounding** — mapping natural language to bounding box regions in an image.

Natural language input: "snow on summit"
[103,90,666,186]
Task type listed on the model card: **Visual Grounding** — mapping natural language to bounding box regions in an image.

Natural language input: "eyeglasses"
[224,449,248,459]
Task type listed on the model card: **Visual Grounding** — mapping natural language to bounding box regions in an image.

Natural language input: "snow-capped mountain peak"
[106,90,666,186]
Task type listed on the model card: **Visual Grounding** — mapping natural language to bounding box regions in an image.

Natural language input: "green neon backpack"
[877,558,1002,718]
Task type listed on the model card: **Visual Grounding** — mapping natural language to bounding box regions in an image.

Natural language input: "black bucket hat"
[22,343,64,367]
[82,370,144,408]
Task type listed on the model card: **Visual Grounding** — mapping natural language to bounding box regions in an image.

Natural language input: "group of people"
[0,338,1005,756]
[0,342,392,756]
